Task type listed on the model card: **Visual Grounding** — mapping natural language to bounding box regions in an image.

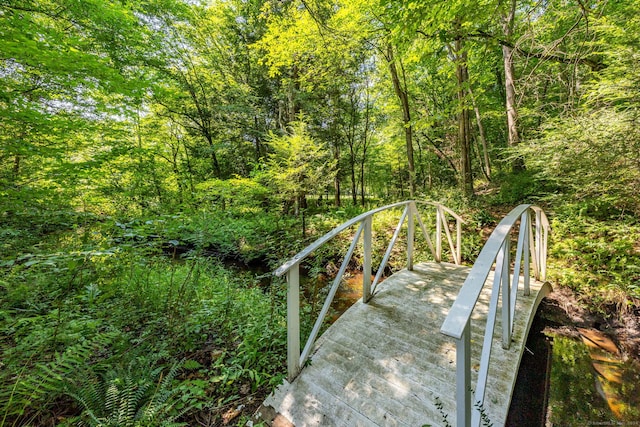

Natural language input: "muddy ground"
[540,286,640,361]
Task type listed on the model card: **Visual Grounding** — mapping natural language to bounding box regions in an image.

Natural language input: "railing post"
[456,320,472,427]
[529,217,539,280]
[523,212,531,296]
[407,202,415,271]
[456,218,462,265]
[535,209,542,280]
[541,216,548,281]
[363,216,372,303]
[436,205,442,262]
[501,238,512,349]
[287,265,300,380]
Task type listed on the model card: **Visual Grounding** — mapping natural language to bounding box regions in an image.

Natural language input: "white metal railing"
[439,204,549,427]
[274,200,463,380]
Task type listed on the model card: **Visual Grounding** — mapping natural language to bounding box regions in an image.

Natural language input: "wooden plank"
[263,262,546,427]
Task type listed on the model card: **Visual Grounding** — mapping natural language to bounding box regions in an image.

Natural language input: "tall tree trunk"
[360,87,371,206]
[359,157,366,206]
[350,144,357,206]
[204,133,222,177]
[502,0,525,171]
[13,155,20,178]
[455,37,474,197]
[386,44,416,198]
[468,86,492,180]
[334,143,341,207]
[171,145,184,205]
[346,93,358,206]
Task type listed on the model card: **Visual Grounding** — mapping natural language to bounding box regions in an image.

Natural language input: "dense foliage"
[2,0,639,425]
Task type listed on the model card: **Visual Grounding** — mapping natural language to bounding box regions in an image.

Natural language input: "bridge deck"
[262,262,547,427]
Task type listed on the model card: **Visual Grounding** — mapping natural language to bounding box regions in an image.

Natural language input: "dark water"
[506,314,552,426]
[328,272,367,321]
[508,309,640,426]
[299,270,370,323]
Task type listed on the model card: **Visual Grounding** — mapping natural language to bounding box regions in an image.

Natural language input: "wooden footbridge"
[261,201,551,427]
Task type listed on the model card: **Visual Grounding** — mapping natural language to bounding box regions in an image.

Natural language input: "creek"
[508,305,640,426]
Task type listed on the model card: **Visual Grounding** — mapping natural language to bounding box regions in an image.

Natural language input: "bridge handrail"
[440,204,550,427]
[273,201,463,277]
[275,200,464,380]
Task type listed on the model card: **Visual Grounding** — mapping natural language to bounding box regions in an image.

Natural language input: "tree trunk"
[204,133,222,177]
[468,85,491,180]
[334,144,341,207]
[455,37,474,198]
[359,158,366,206]
[350,145,357,206]
[288,64,300,124]
[171,144,184,204]
[360,88,371,206]
[502,0,525,171]
[346,93,358,206]
[503,44,520,147]
[387,44,416,198]
[13,155,20,178]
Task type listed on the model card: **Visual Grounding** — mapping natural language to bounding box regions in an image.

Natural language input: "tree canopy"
[2,0,638,215]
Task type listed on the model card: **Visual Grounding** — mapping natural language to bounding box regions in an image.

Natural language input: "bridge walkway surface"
[262,261,550,427]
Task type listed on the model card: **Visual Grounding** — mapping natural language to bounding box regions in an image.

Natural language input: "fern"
[0,332,116,422]
[67,360,189,427]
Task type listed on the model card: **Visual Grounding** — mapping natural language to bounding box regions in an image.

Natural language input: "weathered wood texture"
[263,262,547,427]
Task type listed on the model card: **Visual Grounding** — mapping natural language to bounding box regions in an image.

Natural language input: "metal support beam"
[287,265,300,380]
[363,216,372,303]
[407,202,415,271]
[456,320,472,427]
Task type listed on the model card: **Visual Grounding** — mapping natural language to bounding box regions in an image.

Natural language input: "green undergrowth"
[0,235,287,426]
[2,194,639,425]
[464,186,640,320]
[0,199,483,425]
[547,204,640,314]
[107,206,361,270]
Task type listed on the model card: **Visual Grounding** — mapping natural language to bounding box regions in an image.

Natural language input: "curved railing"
[440,204,550,427]
[274,200,464,380]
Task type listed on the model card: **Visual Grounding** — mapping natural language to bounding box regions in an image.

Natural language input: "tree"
[255,0,373,205]
[374,0,504,197]
[262,119,336,218]
[500,0,522,171]
[452,27,474,197]
[0,0,170,214]
[384,44,417,197]
[517,0,640,214]
[150,2,268,179]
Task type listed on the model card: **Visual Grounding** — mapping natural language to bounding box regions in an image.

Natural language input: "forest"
[1,0,639,425]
